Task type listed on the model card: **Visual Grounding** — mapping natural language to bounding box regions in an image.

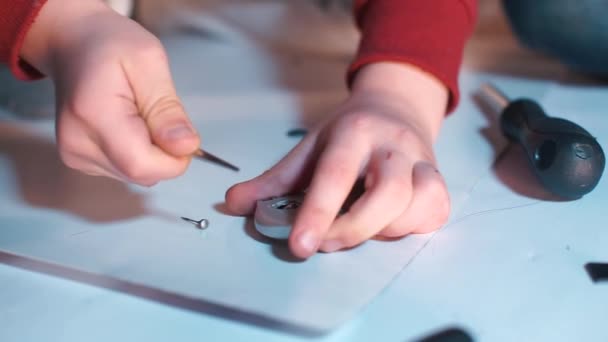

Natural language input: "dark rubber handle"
[500,99,605,199]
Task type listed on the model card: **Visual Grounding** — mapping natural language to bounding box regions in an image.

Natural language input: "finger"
[378,162,450,238]
[123,39,200,157]
[225,134,318,215]
[56,111,128,182]
[58,50,193,185]
[318,150,414,252]
[62,145,131,183]
[79,90,191,185]
[288,135,370,259]
[95,110,191,186]
[67,155,125,182]
[51,23,196,185]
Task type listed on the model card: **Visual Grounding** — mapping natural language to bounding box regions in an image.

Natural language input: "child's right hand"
[20,0,200,186]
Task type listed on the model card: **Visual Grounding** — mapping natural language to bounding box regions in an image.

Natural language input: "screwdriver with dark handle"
[479,83,605,199]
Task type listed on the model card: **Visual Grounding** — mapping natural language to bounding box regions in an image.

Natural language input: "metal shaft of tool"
[479,83,510,114]
[193,148,240,172]
[181,217,199,225]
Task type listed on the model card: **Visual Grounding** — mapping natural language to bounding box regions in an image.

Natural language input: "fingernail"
[164,124,196,141]
[322,240,343,253]
[298,231,319,254]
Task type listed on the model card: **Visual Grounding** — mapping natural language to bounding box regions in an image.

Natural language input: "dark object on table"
[478,84,605,200]
[287,128,308,137]
[416,327,474,342]
[585,262,608,283]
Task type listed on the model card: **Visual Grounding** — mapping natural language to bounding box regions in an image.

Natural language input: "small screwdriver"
[478,83,605,199]
[193,148,239,172]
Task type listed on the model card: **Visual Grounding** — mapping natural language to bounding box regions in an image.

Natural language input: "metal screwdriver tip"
[194,148,240,172]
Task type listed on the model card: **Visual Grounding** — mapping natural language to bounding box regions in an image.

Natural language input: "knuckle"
[139,180,158,188]
[56,123,85,158]
[385,174,412,200]
[170,159,190,178]
[272,174,291,191]
[255,169,278,187]
[412,221,443,234]
[260,169,273,178]
[62,101,91,122]
[330,222,373,248]
[58,149,81,171]
[392,127,418,146]
[296,205,333,235]
[428,181,451,222]
[144,95,184,121]
[304,205,332,223]
[339,112,374,135]
[56,133,79,158]
[322,160,352,181]
[119,158,153,183]
[119,152,188,185]
[260,169,287,188]
[380,224,411,238]
[340,229,368,248]
[436,194,451,225]
[415,165,448,200]
[134,37,167,62]
[413,198,450,234]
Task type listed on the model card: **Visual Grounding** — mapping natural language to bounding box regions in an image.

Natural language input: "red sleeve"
[0,0,48,80]
[350,0,477,113]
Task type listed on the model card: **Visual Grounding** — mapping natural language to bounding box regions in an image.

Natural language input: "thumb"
[123,40,200,157]
[144,94,200,157]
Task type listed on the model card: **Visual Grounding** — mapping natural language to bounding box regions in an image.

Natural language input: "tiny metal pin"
[193,148,240,172]
[181,217,209,230]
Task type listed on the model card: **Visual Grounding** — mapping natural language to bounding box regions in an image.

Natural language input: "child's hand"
[226,62,451,258]
[21,0,200,186]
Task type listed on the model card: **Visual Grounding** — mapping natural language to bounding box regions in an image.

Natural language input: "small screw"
[181,217,209,230]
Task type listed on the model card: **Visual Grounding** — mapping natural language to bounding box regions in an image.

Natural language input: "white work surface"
[1,1,607,341]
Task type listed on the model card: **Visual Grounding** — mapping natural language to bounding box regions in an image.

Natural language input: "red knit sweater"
[0,0,476,111]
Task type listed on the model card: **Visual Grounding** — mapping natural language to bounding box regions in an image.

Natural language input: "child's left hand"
[226,62,451,258]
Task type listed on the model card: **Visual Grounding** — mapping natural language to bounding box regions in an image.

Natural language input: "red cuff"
[0,0,48,80]
[350,0,477,113]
